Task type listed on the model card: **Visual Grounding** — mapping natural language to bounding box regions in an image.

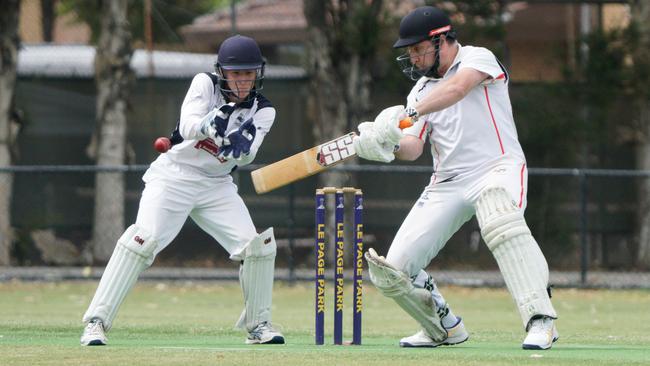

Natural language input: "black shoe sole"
[400,336,469,348]
[260,336,285,344]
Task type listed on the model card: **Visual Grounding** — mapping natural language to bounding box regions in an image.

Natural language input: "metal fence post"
[579,171,588,285]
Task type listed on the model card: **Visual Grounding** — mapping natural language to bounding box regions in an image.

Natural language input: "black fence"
[1,164,649,287]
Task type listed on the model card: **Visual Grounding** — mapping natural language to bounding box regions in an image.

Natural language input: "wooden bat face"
[251,132,357,194]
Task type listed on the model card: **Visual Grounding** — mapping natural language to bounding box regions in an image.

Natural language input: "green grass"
[1,281,649,365]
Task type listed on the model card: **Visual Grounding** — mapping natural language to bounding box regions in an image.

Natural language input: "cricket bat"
[251,119,412,194]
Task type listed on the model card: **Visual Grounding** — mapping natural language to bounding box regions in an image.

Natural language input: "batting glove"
[374,105,405,146]
[353,122,395,163]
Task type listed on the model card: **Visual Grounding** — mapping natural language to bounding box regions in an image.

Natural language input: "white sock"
[412,270,459,329]
[441,308,459,329]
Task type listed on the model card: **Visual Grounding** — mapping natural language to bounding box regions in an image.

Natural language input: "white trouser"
[386,156,528,277]
[137,164,258,257]
[83,164,258,328]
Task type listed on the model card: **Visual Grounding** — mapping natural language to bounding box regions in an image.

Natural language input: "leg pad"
[476,188,557,328]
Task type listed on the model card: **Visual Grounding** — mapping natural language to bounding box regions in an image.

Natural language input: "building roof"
[180,0,306,51]
[17,44,305,79]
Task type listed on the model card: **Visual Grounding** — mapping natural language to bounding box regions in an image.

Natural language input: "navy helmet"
[215,35,265,102]
[394,6,456,80]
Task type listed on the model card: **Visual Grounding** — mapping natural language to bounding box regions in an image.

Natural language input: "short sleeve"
[458,47,505,80]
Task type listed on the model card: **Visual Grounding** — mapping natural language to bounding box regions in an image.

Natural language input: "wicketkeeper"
[80,35,285,346]
[354,6,558,350]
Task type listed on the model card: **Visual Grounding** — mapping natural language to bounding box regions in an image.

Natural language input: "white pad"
[353,122,395,163]
[82,225,157,331]
[365,248,447,341]
[231,228,277,331]
[475,187,557,329]
[373,105,405,146]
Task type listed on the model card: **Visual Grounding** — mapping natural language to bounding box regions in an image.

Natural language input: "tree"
[59,0,217,44]
[57,0,219,262]
[303,0,385,189]
[0,0,20,265]
[632,0,650,268]
[91,0,134,261]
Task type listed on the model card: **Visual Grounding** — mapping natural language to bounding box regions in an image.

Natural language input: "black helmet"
[393,6,455,80]
[393,6,454,49]
[214,35,265,102]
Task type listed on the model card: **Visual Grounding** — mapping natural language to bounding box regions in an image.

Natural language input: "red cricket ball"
[154,137,171,153]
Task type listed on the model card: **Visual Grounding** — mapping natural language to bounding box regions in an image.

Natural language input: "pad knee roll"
[475,188,557,328]
[83,224,157,330]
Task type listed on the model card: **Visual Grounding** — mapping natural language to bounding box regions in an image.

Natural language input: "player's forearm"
[178,115,205,140]
[413,81,467,116]
[412,69,487,116]
[394,136,424,161]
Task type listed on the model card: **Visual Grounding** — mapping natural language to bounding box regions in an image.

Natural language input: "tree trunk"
[634,0,650,268]
[303,0,382,190]
[0,0,20,265]
[41,0,55,42]
[91,0,133,262]
[304,1,383,264]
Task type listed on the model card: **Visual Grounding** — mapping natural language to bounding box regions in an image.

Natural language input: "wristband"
[405,107,419,122]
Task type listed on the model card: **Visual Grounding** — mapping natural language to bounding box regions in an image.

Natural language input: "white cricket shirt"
[403,44,525,183]
[151,72,275,178]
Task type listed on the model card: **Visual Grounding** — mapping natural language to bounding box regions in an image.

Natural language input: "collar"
[442,43,463,78]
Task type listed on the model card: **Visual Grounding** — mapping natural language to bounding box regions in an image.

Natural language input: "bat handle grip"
[399,118,413,129]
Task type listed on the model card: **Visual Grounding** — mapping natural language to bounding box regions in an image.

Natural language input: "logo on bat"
[316,133,356,166]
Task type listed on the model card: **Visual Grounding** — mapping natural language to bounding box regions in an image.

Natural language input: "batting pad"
[475,187,557,328]
[365,248,447,341]
[82,225,157,331]
[233,228,277,331]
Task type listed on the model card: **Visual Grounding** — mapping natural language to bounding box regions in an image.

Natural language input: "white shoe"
[246,321,285,344]
[80,319,107,346]
[522,317,559,350]
[400,317,469,348]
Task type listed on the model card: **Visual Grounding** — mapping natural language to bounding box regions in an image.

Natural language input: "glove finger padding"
[353,134,395,163]
[219,118,257,160]
[200,102,236,139]
[374,105,405,146]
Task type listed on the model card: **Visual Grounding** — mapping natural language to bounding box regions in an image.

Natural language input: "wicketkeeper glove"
[219,118,257,160]
[199,102,236,144]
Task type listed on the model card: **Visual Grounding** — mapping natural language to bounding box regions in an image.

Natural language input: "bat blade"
[251,132,356,194]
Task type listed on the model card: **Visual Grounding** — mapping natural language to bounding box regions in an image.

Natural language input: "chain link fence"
[1,164,649,288]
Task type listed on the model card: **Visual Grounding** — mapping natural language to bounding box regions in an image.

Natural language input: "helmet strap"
[424,35,443,79]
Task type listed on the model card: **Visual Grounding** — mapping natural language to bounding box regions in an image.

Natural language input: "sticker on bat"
[316,133,356,166]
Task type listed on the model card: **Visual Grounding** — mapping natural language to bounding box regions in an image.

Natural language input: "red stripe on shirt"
[484,86,505,154]
[418,124,427,140]
[519,163,526,208]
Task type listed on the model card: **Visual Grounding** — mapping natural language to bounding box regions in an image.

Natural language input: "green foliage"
[57,0,224,44]
[426,0,506,58]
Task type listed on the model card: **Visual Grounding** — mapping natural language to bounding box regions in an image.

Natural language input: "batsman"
[80,35,284,346]
[356,6,558,349]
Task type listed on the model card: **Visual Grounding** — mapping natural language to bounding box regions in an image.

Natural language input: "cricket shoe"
[246,321,285,344]
[400,317,469,348]
[80,319,107,346]
[522,316,559,350]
